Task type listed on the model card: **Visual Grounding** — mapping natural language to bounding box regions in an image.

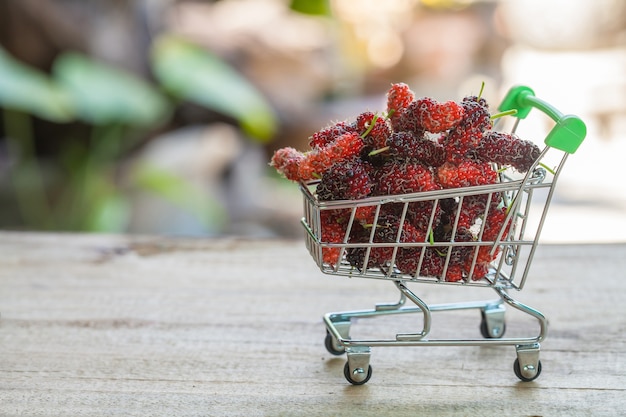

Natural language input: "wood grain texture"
[0,232,625,416]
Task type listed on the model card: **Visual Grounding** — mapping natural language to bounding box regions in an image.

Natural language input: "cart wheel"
[513,358,542,382]
[480,311,506,338]
[324,330,345,356]
[343,362,372,385]
[479,317,506,338]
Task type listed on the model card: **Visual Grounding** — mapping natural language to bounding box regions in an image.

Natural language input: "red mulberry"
[387,83,415,121]
[270,147,305,181]
[436,161,497,189]
[309,121,357,149]
[414,97,465,133]
[375,161,441,196]
[298,132,365,180]
[320,211,348,267]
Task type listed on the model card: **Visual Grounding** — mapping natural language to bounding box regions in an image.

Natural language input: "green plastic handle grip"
[498,85,586,154]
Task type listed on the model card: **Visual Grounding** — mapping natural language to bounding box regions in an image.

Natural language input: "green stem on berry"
[312,172,322,179]
[505,199,518,216]
[428,227,447,256]
[538,162,556,175]
[360,113,379,138]
[368,146,390,157]
[490,109,517,120]
[477,81,485,100]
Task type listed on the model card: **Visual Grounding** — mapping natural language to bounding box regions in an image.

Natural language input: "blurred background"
[0,0,625,242]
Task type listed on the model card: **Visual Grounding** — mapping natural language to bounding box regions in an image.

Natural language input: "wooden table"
[1,232,625,416]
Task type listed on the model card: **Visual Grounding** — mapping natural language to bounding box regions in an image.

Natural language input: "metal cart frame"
[300,85,586,385]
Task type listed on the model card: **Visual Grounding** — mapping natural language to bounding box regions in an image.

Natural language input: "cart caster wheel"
[343,362,372,385]
[513,358,542,382]
[324,330,345,356]
[480,316,506,338]
[480,309,506,338]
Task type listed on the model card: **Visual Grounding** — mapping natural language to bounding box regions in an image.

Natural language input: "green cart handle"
[498,85,586,154]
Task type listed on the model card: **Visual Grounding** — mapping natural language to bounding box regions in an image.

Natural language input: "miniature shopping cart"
[299,85,586,385]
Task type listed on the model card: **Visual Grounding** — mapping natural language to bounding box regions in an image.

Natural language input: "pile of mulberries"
[270,83,541,282]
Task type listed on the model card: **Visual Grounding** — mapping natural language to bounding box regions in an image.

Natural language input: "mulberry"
[320,211,348,267]
[476,131,541,173]
[309,121,357,149]
[386,82,415,125]
[270,147,305,181]
[356,112,392,149]
[414,97,465,133]
[387,132,446,167]
[436,161,498,189]
[375,161,441,196]
[316,158,373,201]
[298,132,365,180]
[443,96,492,163]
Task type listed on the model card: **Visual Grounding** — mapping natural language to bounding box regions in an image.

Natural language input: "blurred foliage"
[53,52,171,127]
[289,0,331,16]
[151,35,277,143]
[0,39,277,232]
[0,48,73,122]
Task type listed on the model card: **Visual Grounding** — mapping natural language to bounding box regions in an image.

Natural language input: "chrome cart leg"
[344,346,372,385]
[493,287,546,382]
[495,287,548,343]
[375,291,407,312]
[514,343,542,382]
[324,320,351,356]
[394,281,431,341]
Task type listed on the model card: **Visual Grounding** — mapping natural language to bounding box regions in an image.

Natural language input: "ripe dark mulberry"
[443,96,492,163]
[316,158,373,201]
[476,131,541,172]
[387,131,446,167]
[356,112,391,149]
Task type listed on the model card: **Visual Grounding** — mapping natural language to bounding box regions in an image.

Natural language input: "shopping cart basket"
[300,85,586,385]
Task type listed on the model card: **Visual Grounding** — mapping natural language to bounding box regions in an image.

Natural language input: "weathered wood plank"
[0,232,625,416]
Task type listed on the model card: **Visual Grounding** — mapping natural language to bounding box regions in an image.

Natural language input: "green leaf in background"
[151,35,277,143]
[289,0,331,16]
[52,52,170,127]
[0,47,74,122]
